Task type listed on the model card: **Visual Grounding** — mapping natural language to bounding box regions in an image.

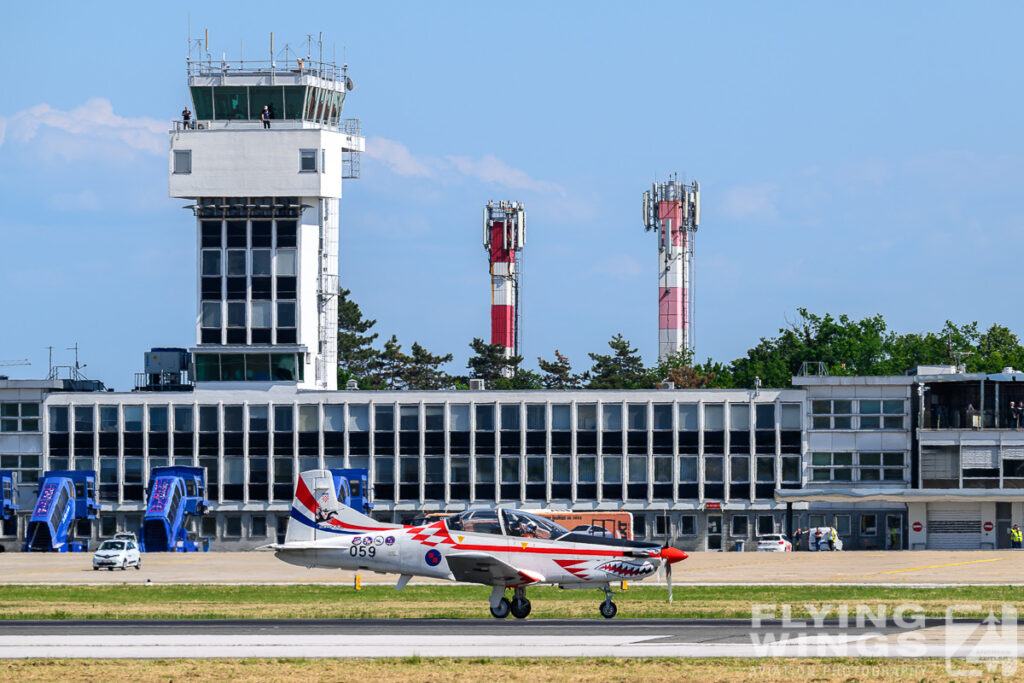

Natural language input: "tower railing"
[186,58,347,83]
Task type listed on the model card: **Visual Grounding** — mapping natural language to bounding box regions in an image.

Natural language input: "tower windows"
[252,250,271,276]
[173,150,191,174]
[201,250,221,276]
[201,302,222,328]
[276,249,296,276]
[299,149,317,172]
[226,250,247,276]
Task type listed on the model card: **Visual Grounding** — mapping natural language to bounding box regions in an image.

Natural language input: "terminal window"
[0,402,40,432]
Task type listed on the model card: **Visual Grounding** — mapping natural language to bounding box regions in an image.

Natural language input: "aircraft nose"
[660,546,688,565]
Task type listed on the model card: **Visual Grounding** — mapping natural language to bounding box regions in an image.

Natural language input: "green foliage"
[537,350,586,389]
[586,334,653,389]
[466,337,523,381]
[336,287,380,387]
[405,342,455,390]
[490,369,544,390]
[726,309,1024,389]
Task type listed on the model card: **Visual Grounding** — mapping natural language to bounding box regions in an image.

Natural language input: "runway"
[0,618,1019,658]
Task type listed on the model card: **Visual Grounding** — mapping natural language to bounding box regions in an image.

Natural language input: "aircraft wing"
[445,552,545,587]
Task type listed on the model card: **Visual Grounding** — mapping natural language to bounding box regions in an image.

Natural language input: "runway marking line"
[878,557,1004,575]
[830,557,1004,582]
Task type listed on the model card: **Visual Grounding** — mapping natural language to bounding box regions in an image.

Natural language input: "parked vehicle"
[92,539,142,571]
[806,527,844,551]
[757,533,792,552]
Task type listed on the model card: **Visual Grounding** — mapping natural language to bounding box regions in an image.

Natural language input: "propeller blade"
[667,562,673,603]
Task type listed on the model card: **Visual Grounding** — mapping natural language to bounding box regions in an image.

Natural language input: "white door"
[927,504,982,550]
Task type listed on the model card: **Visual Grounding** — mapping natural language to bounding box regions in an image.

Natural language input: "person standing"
[827,527,837,551]
[181,106,192,129]
[261,105,271,129]
[793,528,803,551]
[1010,524,1022,549]
[1012,401,1022,430]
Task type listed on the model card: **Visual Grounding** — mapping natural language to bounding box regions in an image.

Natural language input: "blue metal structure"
[139,466,209,552]
[23,470,99,552]
[0,471,17,530]
[330,468,372,515]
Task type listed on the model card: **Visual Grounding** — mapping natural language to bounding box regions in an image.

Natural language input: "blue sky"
[2,3,1023,388]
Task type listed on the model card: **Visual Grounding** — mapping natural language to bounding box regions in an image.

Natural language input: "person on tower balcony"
[181,106,192,129]
[261,105,271,129]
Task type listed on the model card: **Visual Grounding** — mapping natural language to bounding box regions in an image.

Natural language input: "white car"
[757,534,792,552]
[92,539,142,571]
[806,527,844,551]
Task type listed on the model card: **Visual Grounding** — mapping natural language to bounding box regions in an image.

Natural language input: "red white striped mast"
[643,175,700,361]
[483,200,525,373]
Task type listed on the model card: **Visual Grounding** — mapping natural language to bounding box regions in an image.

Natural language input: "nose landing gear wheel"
[511,597,532,619]
[490,597,512,619]
[599,600,618,619]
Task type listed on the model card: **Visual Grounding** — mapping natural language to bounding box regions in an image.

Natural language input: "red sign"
[984,521,994,532]
[912,521,923,532]
[705,502,721,510]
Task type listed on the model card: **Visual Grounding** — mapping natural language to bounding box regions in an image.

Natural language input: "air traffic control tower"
[169,41,364,391]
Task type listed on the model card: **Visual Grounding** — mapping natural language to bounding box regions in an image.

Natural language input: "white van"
[806,527,843,551]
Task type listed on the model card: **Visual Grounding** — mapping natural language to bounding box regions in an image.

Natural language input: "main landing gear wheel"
[599,585,618,619]
[490,597,511,619]
[511,597,532,619]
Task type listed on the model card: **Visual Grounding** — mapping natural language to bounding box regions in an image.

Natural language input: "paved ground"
[0,618,1018,658]
[1,549,1023,585]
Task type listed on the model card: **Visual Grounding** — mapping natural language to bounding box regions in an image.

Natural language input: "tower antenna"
[642,174,700,361]
[483,201,526,374]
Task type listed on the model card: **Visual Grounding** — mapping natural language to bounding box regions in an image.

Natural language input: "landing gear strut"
[510,586,531,619]
[599,585,618,619]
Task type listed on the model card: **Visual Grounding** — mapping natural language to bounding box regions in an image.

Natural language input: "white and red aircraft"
[271,469,688,618]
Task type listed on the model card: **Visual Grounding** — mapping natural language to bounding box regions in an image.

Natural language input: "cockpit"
[445,508,570,540]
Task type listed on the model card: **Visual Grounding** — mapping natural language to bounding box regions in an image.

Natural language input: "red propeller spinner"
[659,546,688,564]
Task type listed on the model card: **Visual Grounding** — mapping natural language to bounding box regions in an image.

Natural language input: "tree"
[586,334,652,389]
[974,324,1024,373]
[491,369,544,390]
[537,350,586,389]
[728,308,892,388]
[337,288,379,388]
[466,338,523,381]
[370,335,412,390]
[654,348,731,389]
[404,342,454,390]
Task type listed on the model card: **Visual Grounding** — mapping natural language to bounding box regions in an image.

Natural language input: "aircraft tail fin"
[286,469,396,543]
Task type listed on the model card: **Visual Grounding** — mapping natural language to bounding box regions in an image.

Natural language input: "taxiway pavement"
[0,618,1018,658]
[1,550,1022,585]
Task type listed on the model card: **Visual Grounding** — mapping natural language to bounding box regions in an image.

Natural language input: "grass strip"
[1,657,1018,682]
[1,584,1023,620]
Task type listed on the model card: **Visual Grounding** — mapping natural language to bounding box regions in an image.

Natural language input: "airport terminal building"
[4,54,1024,552]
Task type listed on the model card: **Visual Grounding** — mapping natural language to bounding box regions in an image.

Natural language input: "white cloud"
[719,182,778,220]
[445,154,565,195]
[365,135,565,195]
[365,136,433,177]
[0,98,165,155]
